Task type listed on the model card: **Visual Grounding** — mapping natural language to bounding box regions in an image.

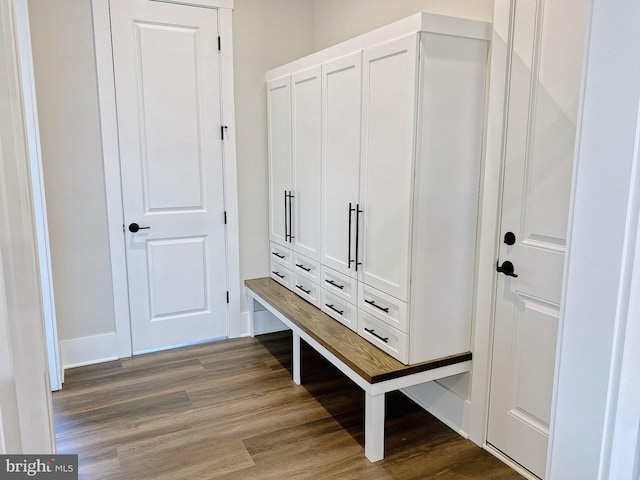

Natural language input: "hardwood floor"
[53,331,524,479]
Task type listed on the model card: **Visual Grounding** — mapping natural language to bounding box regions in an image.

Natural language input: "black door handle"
[129,223,150,233]
[504,232,516,245]
[496,260,518,277]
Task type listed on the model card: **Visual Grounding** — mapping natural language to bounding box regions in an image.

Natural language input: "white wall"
[232,0,314,312]
[311,0,493,50]
[28,0,115,345]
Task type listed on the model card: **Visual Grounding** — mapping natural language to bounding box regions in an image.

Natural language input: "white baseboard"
[401,379,471,439]
[232,311,251,338]
[59,332,118,369]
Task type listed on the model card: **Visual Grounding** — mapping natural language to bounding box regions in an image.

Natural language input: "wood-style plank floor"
[53,331,524,480]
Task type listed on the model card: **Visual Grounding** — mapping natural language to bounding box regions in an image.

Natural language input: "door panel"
[111,0,227,352]
[487,0,587,476]
[147,237,208,319]
[321,52,362,278]
[267,77,292,248]
[136,22,204,211]
[359,35,417,301]
[292,66,321,261]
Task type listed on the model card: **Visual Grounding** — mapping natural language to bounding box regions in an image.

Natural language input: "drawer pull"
[295,263,311,272]
[296,285,311,294]
[325,304,344,315]
[364,328,389,343]
[272,271,285,279]
[325,279,345,290]
[365,299,389,313]
[272,252,285,259]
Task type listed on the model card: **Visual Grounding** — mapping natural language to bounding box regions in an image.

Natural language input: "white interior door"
[110,0,228,353]
[320,52,362,278]
[487,0,587,477]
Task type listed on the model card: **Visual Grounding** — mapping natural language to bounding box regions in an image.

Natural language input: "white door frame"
[91,0,241,358]
[13,0,62,390]
[0,0,55,451]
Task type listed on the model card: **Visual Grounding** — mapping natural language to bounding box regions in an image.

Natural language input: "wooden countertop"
[245,277,472,384]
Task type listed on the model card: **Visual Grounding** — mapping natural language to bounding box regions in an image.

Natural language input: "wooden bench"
[245,277,472,462]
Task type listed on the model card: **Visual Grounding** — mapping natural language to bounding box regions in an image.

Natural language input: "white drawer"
[270,242,292,268]
[359,283,409,333]
[292,274,320,307]
[320,266,358,305]
[321,289,358,332]
[270,260,292,289]
[359,310,409,364]
[292,252,320,284]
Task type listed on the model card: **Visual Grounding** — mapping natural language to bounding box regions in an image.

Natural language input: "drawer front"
[292,252,320,284]
[270,242,292,268]
[270,260,292,289]
[292,274,320,307]
[321,289,358,332]
[320,266,358,305]
[359,310,409,364]
[359,283,409,333]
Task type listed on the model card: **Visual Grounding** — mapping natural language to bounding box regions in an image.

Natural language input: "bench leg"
[364,392,385,462]
[248,296,256,337]
[292,332,301,385]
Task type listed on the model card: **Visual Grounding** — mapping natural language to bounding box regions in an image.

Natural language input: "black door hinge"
[226,291,229,303]
[218,35,221,51]
[224,211,227,224]
[221,125,228,140]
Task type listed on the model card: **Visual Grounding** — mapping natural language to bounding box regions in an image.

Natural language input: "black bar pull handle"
[348,203,355,267]
[355,204,363,271]
[365,299,389,313]
[364,327,389,343]
[325,304,344,315]
[284,190,288,241]
[288,191,295,243]
[272,251,285,259]
[295,263,311,272]
[325,279,344,290]
[272,271,285,279]
[295,284,311,294]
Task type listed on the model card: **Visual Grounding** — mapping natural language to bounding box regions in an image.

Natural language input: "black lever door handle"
[496,260,518,277]
[129,223,150,233]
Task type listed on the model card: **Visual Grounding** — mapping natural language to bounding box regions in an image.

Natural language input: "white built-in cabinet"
[268,13,490,364]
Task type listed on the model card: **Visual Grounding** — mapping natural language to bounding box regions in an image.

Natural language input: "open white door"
[487,0,587,477]
[110,0,228,353]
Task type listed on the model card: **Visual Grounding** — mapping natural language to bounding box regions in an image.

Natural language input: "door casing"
[91,0,241,358]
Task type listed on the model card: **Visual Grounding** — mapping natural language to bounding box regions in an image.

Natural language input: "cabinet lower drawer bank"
[245,277,472,462]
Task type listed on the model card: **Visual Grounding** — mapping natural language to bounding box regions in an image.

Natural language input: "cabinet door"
[359,35,418,301]
[291,67,322,261]
[267,76,292,248]
[320,52,362,278]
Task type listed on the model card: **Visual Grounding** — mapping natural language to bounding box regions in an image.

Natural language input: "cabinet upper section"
[266,12,490,82]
